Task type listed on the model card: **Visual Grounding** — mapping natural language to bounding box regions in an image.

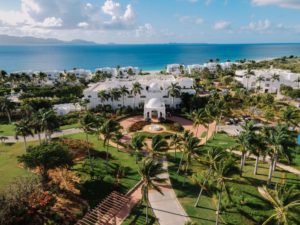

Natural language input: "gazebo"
[144,98,166,120]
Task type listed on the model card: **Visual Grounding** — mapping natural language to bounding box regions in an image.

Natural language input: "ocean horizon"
[0,43,300,72]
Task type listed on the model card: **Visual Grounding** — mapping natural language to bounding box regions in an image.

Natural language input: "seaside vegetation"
[0,56,299,224]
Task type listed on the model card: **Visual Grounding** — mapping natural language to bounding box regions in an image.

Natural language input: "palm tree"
[167,82,181,109]
[271,73,280,83]
[139,157,167,224]
[81,113,97,174]
[183,134,201,175]
[0,70,7,81]
[31,111,44,144]
[119,85,130,107]
[101,119,121,163]
[245,69,255,90]
[260,184,300,225]
[250,133,267,175]
[151,135,168,156]
[213,158,236,225]
[213,97,229,135]
[38,72,48,82]
[131,82,143,108]
[256,75,265,92]
[263,125,292,185]
[98,90,110,106]
[15,119,33,151]
[188,108,210,138]
[40,109,60,141]
[109,88,121,103]
[0,97,16,123]
[177,131,192,173]
[113,131,123,152]
[194,148,224,207]
[128,134,146,163]
[280,106,300,129]
[170,133,182,158]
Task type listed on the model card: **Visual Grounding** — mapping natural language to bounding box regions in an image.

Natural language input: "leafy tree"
[187,108,210,138]
[0,96,16,123]
[280,106,300,129]
[119,85,130,107]
[131,82,143,108]
[139,157,167,224]
[109,88,121,102]
[40,109,60,141]
[98,90,110,106]
[260,184,300,225]
[18,143,73,182]
[170,133,182,158]
[151,134,168,155]
[167,82,181,109]
[15,119,33,151]
[128,134,146,163]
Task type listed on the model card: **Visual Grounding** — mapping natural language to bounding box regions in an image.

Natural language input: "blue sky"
[0,0,299,43]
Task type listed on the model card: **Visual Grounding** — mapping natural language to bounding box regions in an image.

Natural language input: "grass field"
[0,141,38,191]
[167,133,300,225]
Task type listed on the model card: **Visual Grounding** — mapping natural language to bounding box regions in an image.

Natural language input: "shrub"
[128,121,150,132]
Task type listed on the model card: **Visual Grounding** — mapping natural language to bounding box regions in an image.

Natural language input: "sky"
[0,0,300,44]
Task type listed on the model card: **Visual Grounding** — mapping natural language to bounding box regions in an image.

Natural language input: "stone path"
[148,157,189,225]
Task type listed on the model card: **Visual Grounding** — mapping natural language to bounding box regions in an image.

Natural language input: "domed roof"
[149,82,160,91]
[146,98,164,108]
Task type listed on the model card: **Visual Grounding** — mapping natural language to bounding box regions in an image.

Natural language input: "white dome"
[149,82,160,91]
[146,98,164,108]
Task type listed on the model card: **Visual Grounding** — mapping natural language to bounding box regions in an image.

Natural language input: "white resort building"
[166,64,185,75]
[83,75,195,120]
[235,68,300,93]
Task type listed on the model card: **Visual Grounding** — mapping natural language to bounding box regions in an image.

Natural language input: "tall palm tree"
[131,82,143,108]
[0,97,16,123]
[167,82,181,109]
[151,135,168,156]
[271,73,280,83]
[81,113,97,174]
[213,97,229,135]
[98,90,109,106]
[213,158,237,225]
[170,133,182,158]
[263,125,292,185]
[245,69,255,90]
[194,148,224,207]
[128,134,146,163]
[40,109,60,141]
[38,72,48,82]
[15,119,33,151]
[109,88,121,102]
[249,133,267,175]
[177,131,192,173]
[101,119,121,162]
[256,75,265,92]
[31,111,43,144]
[183,134,201,176]
[113,131,123,152]
[119,85,130,107]
[280,106,300,130]
[188,108,210,138]
[260,184,300,225]
[139,157,167,224]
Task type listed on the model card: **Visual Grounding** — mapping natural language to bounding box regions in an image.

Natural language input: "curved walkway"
[148,156,189,225]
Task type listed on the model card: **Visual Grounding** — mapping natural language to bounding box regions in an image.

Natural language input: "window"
[163,96,168,98]
[140,96,146,98]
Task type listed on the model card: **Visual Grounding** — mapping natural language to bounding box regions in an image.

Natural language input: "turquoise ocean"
[0,43,300,72]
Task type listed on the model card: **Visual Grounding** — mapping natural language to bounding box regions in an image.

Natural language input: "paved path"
[148,157,189,225]
[2,128,83,143]
[229,149,300,176]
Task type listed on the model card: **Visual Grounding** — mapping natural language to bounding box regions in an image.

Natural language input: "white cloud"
[213,20,231,30]
[242,19,271,31]
[78,22,89,28]
[251,0,300,9]
[39,17,63,27]
[135,23,155,37]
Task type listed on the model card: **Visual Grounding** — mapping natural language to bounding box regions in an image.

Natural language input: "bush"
[128,121,150,132]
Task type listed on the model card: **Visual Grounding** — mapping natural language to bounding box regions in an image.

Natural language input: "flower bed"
[128,121,151,132]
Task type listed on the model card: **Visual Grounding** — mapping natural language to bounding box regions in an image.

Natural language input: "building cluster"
[235,68,300,93]
[83,75,195,119]
[166,62,235,75]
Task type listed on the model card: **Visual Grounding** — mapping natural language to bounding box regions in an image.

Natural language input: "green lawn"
[63,133,141,207]
[0,141,37,191]
[0,122,81,136]
[122,203,159,225]
[168,140,300,225]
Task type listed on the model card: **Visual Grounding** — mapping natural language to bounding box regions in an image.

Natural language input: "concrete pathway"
[148,157,189,225]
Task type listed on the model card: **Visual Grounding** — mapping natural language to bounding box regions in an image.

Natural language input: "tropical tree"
[38,72,48,82]
[0,96,16,123]
[128,134,146,163]
[294,76,300,89]
[187,108,210,138]
[177,131,192,173]
[151,135,168,156]
[245,69,255,90]
[15,119,33,151]
[109,88,121,102]
[182,134,201,176]
[170,133,182,158]
[271,73,280,83]
[119,85,130,107]
[256,75,265,92]
[263,124,293,185]
[213,158,237,225]
[113,131,123,152]
[139,157,167,224]
[167,82,181,109]
[0,70,7,81]
[260,184,300,225]
[249,133,267,175]
[31,111,44,144]
[131,82,143,108]
[98,90,110,106]
[40,109,60,141]
[18,143,73,183]
[101,119,121,163]
[280,106,300,129]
